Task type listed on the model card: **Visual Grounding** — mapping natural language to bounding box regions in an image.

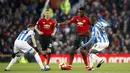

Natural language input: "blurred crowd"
[0,0,130,55]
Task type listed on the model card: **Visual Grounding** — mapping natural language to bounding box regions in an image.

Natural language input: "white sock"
[6,56,19,70]
[89,53,101,68]
[34,53,44,69]
[46,65,50,68]
[91,53,101,61]
[89,54,94,68]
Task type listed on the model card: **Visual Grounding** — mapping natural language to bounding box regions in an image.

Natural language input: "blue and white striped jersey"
[16,30,35,41]
[91,25,109,43]
[82,17,109,47]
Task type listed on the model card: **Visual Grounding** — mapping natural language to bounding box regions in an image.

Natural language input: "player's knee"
[12,53,16,58]
[81,51,86,56]
[89,49,98,54]
[30,49,37,55]
[47,48,51,54]
[41,50,47,55]
[70,51,76,56]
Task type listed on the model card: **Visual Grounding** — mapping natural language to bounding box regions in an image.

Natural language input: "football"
[59,62,66,69]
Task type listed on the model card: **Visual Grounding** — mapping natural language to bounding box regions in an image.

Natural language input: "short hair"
[45,9,50,12]
[79,7,85,11]
[27,24,34,28]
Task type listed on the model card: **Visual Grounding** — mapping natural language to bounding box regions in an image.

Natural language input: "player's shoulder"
[92,25,98,31]
[84,16,90,19]
[28,30,35,34]
[74,16,79,18]
[50,18,57,23]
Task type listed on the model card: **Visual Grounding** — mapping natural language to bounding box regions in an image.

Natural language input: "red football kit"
[69,16,91,35]
[36,18,56,36]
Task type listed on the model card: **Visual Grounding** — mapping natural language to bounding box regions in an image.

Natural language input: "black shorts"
[39,35,52,51]
[73,35,89,50]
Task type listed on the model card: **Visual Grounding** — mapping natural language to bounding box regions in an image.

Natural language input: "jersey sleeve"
[91,27,96,37]
[53,20,57,27]
[36,19,42,26]
[91,27,95,37]
[69,16,77,23]
[82,26,96,47]
[87,18,91,25]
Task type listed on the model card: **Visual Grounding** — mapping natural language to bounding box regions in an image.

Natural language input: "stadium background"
[0,0,130,63]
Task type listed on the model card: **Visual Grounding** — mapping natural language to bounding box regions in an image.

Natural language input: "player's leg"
[62,36,80,70]
[39,36,51,70]
[80,48,89,70]
[69,46,77,66]
[61,46,76,70]
[96,43,109,68]
[28,48,47,70]
[39,36,47,59]
[45,36,53,69]
[5,43,21,71]
[88,43,109,70]
[21,42,49,71]
[89,49,101,70]
[80,36,89,70]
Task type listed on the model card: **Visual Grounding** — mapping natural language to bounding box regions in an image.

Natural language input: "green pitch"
[0,63,130,73]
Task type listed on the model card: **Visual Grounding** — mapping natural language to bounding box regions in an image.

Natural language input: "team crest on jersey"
[83,20,86,22]
[77,22,83,26]
[43,22,45,24]
[77,19,79,21]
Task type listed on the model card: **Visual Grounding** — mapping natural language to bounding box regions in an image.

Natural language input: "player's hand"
[51,33,55,37]
[34,47,40,53]
[38,31,43,35]
[58,23,60,26]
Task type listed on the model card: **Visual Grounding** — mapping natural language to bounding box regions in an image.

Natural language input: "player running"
[35,10,57,70]
[5,24,50,71]
[79,14,110,71]
[59,7,91,70]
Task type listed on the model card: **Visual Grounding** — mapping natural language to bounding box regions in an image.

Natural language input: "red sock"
[69,54,74,66]
[46,54,51,65]
[82,54,88,67]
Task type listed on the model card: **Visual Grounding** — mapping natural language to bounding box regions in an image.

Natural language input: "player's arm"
[31,35,37,47]
[97,14,109,26]
[79,27,96,49]
[82,36,96,47]
[58,16,76,26]
[51,20,57,37]
[31,35,39,52]
[52,27,57,36]
[35,25,43,35]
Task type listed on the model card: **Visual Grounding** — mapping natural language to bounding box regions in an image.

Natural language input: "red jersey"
[36,18,56,36]
[69,16,91,35]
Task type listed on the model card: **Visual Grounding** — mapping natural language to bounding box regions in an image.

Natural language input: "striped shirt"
[92,25,109,43]
[16,30,35,41]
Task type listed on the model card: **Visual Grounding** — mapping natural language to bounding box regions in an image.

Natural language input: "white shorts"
[91,42,109,52]
[13,40,34,53]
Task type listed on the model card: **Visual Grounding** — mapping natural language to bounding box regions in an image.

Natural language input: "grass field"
[0,63,130,73]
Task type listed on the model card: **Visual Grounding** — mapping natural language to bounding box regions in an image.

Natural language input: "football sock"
[91,53,101,61]
[6,56,19,70]
[43,55,47,59]
[89,54,94,68]
[69,54,74,65]
[81,52,88,66]
[34,53,45,69]
[46,65,50,68]
[46,54,51,65]
[89,53,101,67]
